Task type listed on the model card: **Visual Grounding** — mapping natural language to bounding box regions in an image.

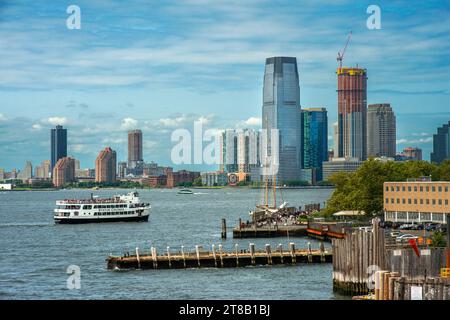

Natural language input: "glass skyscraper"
[302,108,328,182]
[431,121,450,164]
[262,57,302,183]
[50,125,67,175]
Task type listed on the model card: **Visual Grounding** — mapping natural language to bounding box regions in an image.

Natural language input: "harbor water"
[0,188,348,300]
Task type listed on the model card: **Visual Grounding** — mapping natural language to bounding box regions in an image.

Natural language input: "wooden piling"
[221,218,227,239]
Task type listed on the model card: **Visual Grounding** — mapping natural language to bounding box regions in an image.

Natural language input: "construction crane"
[337,31,352,69]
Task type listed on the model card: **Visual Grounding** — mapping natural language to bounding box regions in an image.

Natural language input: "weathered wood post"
[212,244,217,268]
[218,244,224,267]
[289,242,296,264]
[320,242,325,262]
[221,218,227,239]
[167,246,171,268]
[278,244,283,264]
[265,244,272,265]
[135,247,141,269]
[151,246,158,269]
[307,242,312,263]
[249,243,255,266]
[195,245,201,267]
[181,245,186,268]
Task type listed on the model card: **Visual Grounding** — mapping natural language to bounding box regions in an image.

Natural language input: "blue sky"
[0,0,449,171]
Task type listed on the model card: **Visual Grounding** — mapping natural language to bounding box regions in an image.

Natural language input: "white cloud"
[121,117,138,130]
[45,117,68,126]
[0,113,7,122]
[158,115,189,128]
[396,137,433,145]
[411,132,431,137]
[236,117,262,128]
[31,123,42,130]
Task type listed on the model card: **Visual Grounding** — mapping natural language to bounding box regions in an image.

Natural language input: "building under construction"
[337,67,368,160]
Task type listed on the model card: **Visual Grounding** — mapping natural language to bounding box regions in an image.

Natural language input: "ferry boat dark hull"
[54,215,149,224]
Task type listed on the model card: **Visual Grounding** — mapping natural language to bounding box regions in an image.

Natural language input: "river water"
[0,187,348,300]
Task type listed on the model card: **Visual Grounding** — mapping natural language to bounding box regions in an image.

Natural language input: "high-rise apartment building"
[262,57,302,182]
[219,129,260,174]
[431,121,450,164]
[237,129,260,173]
[35,160,51,179]
[52,157,75,187]
[302,108,328,182]
[18,161,33,182]
[95,147,117,183]
[51,125,67,174]
[221,129,238,173]
[403,147,422,161]
[337,67,367,160]
[367,103,396,158]
[128,129,143,170]
[118,162,127,178]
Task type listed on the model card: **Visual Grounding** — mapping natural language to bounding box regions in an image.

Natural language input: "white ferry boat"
[54,191,150,224]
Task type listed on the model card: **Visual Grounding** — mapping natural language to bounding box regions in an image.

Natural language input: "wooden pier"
[106,243,332,270]
[232,224,307,238]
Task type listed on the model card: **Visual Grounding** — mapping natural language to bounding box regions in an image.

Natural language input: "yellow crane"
[337,31,352,69]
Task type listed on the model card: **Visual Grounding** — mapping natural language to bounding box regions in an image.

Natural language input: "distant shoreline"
[2,185,335,192]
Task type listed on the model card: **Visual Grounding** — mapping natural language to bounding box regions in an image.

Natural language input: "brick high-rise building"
[337,67,367,160]
[128,130,143,169]
[95,147,117,183]
[367,103,396,158]
[52,157,75,187]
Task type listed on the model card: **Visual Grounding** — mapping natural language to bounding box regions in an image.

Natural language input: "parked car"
[425,223,438,231]
[399,224,413,230]
[358,226,372,232]
[396,234,418,242]
[390,231,402,238]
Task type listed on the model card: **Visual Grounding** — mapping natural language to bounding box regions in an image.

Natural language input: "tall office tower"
[403,147,422,161]
[301,108,328,182]
[237,129,260,173]
[128,129,143,170]
[95,147,117,183]
[52,157,75,187]
[0,168,4,181]
[262,57,302,182]
[337,67,367,160]
[333,121,339,159]
[220,129,238,173]
[50,125,67,174]
[367,103,396,158]
[431,121,450,164]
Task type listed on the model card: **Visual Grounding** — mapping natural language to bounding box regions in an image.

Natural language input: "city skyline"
[0,0,449,170]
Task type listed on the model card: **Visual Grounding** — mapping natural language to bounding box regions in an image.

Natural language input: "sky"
[0,0,449,171]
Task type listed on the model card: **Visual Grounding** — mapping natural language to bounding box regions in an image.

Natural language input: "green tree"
[430,231,446,247]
